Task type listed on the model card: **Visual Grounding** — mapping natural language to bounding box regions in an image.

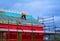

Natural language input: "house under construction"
[0,9,60,41]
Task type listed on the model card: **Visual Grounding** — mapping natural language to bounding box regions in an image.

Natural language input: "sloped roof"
[0,11,40,24]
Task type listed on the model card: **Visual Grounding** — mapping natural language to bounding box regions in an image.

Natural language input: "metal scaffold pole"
[8,20,10,41]
[16,20,18,41]
[16,20,22,41]
[53,16,56,41]
[31,19,35,41]
[37,16,56,41]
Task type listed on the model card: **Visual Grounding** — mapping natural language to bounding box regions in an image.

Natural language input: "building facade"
[0,10,44,41]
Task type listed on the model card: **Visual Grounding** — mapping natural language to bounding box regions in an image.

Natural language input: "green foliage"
[55,37,60,41]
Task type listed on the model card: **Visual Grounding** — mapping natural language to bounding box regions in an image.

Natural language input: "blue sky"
[0,0,60,27]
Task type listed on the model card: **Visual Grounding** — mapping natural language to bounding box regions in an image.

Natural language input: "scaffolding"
[0,14,60,41]
[37,16,60,41]
[0,16,43,41]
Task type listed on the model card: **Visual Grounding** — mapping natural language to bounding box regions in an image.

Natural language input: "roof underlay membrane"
[0,11,40,25]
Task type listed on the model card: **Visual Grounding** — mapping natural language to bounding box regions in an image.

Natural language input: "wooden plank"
[0,32,6,41]
[0,32,2,41]
[17,32,22,41]
[3,32,6,41]
[31,33,35,41]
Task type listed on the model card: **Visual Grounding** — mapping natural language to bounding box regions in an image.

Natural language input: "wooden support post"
[17,32,22,41]
[31,33,35,41]
[0,32,6,41]
[0,32,3,41]
[3,32,6,41]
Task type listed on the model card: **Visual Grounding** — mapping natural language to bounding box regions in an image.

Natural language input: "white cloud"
[10,0,60,17]
[54,16,60,25]
[26,2,57,17]
[10,3,22,12]
[9,0,60,26]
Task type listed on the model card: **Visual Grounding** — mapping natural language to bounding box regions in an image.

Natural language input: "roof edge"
[0,8,21,14]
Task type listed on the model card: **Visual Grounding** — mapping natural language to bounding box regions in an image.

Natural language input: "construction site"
[0,9,60,41]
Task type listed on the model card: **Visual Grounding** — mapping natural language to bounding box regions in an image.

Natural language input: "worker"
[21,12,26,20]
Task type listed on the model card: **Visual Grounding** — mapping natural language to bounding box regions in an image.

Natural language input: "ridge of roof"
[0,8,21,14]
